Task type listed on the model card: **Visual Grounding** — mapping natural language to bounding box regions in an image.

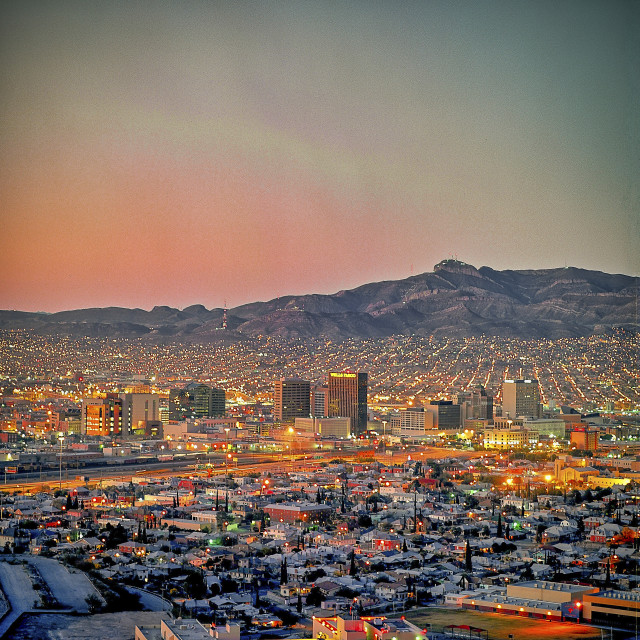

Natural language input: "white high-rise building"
[502,379,541,419]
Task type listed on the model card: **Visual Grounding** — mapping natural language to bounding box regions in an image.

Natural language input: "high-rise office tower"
[273,378,311,423]
[310,385,329,417]
[470,385,493,420]
[328,371,368,435]
[502,379,541,419]
[119,393,160,436]
[426,400,462,430]
[82,394,123,437]
[169,383,226,422]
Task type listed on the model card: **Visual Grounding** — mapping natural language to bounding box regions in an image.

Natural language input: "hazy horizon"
[2,2,638,313]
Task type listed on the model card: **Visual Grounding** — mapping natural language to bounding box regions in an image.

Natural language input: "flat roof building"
[294,416,351,438]
[264,502,333,524]
[313,616,426,640]
[583,589,640,628]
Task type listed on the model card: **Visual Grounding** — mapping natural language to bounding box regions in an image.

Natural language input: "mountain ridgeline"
[2,260,637,341]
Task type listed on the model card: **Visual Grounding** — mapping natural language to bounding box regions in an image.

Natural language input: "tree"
[220,577,238,593]
[306,568,326,582]
[465,540,472,572]
[184,571,207,599]
[358,514,372,528]
[521,562,534,580]
[280,557,288,585]
[297,591,302,613]
[496,514,503,538]
[349,549,357,576]
[306,586,324,607]
[85,594,102,613]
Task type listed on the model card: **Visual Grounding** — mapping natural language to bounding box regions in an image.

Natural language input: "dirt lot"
[405,607,627,640]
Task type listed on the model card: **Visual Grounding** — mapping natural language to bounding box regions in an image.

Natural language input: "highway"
[0,450,326,494]
[0,445,484,495]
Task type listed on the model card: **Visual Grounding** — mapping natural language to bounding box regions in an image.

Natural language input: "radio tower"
[222,300,228,330]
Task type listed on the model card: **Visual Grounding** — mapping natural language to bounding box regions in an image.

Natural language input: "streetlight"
[58,435,65,491]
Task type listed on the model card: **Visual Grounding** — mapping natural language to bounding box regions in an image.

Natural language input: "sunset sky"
[1,1,637,312]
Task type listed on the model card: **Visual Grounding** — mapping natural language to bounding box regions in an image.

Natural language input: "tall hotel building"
[328,371,368,435]
[273,378,311,423]
[502,379,542,419]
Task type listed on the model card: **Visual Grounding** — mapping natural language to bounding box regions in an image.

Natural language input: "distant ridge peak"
[0,263,635,341]
[433,258,479,276]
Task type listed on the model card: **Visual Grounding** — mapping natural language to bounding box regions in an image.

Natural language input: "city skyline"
[1,1,638,313]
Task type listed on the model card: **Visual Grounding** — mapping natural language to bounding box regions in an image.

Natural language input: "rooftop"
[516,581,590,594]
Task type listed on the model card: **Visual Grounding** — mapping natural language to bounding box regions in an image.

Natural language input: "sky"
[1,1,638,312]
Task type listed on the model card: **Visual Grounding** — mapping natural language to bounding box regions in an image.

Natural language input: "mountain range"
[1,260,637,341]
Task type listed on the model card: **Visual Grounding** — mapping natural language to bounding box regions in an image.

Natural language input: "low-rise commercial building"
[482,426,538,450]
[459,581,597,622]
[264,502,333,524]
[583,590,640,628]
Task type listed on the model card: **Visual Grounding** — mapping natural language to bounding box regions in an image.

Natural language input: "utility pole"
[58,435,65,492]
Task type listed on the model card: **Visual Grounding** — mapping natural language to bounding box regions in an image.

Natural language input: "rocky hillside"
[1,260,636,340]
